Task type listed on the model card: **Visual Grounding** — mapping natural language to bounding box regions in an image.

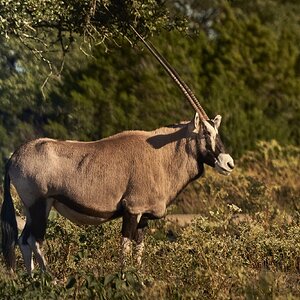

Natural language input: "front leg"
[121,211,141,270]
[134,217,148,266]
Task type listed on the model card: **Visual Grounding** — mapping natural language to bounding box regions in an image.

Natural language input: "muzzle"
[215,153,234,175]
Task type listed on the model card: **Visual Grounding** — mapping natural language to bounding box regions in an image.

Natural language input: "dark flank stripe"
[53,195,123,220]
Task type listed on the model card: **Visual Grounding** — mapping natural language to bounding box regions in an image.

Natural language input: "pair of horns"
[131,26,209,121]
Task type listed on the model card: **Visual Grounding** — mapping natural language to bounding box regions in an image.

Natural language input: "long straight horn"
[147,40,209,121]
[131,26,209,120]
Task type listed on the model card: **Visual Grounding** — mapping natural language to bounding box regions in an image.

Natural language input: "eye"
[204,128,211,136]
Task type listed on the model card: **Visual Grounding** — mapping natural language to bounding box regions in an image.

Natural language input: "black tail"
[1,161,18,271]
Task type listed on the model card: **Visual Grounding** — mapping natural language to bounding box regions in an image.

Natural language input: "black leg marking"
[28,199,48,244]
[21,224,31,245]
[121,211,139,240]
[20,198,52,273]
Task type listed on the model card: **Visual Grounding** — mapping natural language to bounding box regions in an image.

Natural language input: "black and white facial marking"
[194,113,234,175]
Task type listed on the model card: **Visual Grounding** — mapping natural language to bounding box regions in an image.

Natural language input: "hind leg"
[20,198,52,273]
[19,221,34,274]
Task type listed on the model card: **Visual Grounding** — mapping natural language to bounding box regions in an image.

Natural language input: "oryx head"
[191,113,234,175]
[132,27,234,175]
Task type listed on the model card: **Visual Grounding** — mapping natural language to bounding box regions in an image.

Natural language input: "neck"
[148,124,203,204]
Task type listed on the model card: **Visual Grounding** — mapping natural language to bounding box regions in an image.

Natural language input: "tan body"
[10,124,199,226]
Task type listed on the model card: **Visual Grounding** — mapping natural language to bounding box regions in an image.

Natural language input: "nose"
[227,160,234,170]
[215,153,235,175]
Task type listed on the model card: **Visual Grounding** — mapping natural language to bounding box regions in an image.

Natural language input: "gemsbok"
[1,28,234,274]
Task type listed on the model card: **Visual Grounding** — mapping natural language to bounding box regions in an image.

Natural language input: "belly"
[53,200,122,225]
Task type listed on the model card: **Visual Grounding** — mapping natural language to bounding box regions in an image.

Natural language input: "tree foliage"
[0,0,299,172]
[46,0,300,156]
[0,0,183,74]
[0,0,174,36]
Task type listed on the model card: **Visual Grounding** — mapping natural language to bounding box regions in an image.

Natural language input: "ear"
[189,112,200,134]
[213,115,222,130]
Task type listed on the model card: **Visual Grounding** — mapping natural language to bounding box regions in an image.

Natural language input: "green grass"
[0,140,299,299]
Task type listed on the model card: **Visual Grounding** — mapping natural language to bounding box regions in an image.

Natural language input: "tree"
[36,1,300,156]
[0,36,92,170]
[44,38,193,141]
[0,0,185,75]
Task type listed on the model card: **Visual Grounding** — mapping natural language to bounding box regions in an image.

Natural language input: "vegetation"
[0,141,299,299]
[0,0,180,66]
[0,0,299,173]
[0,0,299,298]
